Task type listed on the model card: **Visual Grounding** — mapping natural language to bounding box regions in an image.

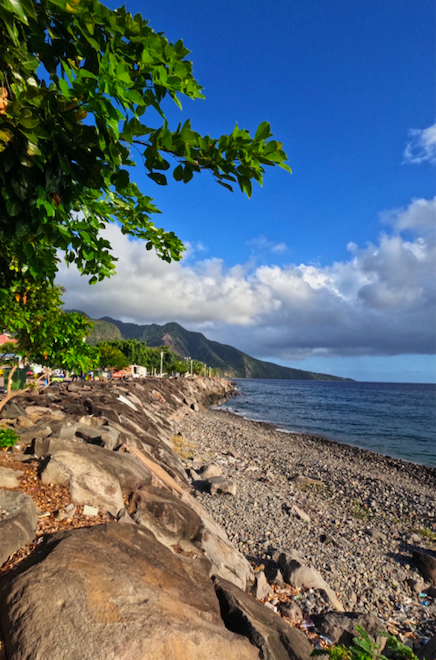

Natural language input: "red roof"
[0,334,17,345]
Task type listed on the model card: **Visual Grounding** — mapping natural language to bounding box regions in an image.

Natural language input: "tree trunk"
[0,364,19,413]
[6,363,18,397]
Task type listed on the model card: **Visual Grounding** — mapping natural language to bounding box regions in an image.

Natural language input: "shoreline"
[220,379,436,470]
[212,406,436,476]
[179,406,436,644]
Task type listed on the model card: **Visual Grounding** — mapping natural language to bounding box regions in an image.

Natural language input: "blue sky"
[61,0,436,382]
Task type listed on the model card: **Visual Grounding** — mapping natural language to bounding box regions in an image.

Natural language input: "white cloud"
[403,122,436,164]
[58,197,436,360]
[246,236,288,254]
[381,196,436,234]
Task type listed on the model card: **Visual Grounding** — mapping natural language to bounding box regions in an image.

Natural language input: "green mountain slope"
[86,319,124,346]
[99,317,349,381]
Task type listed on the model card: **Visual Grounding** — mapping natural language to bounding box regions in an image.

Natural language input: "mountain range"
[82,314,349,381]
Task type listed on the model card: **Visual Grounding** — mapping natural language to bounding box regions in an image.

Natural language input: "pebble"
[179,408,436,640]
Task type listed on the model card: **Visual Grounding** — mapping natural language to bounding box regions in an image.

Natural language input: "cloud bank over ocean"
[58,195,436,361]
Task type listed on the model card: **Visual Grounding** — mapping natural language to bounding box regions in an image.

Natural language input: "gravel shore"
[178,407,436,643]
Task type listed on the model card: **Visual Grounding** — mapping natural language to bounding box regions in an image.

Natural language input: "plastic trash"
[300,617,315,630]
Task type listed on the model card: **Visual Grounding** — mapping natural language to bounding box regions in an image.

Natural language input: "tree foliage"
[97,338,211,374]
[0,0,291,290]
[97,342,129,370]
[1,284,96,373]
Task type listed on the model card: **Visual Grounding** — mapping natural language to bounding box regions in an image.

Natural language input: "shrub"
[311,626,417,660]
[0,428,18,449]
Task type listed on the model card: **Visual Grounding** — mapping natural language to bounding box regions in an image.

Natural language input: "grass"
[351,500,373,521]
[171,434,196,460]
[413,527,436,542]
[0,428,18,449]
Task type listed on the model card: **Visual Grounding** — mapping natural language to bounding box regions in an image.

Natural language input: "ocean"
[217,379,436,467]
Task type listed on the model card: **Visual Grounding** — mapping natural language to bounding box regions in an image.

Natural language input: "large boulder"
[213,575,313,660]
[182,491,254,591]
[0,401,28,420]
[130,485,201,541]
[311,612,387,651]
[0,524,259,660]
[279,551,344,611]
[0,491,37,567]
[418,636,436,660]
[0,467,21,489]
[35,438,152,494]
[40,450,125,515]
[413,551,436,585]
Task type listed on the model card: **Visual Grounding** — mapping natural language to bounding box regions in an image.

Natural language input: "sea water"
[217,380,436,467]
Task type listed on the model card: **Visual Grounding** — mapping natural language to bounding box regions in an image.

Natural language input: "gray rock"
[213,575,313,660]
[413,551,436,585]
[182,491,254,591]
[34,437,152,494]
[211,480,237,496]
[365,528,385,542]
[17,426,52,445]
[265,567,285,587]
[254,571,273,600]
[41,450,125,515]
[290,504,311,522]
[278,601,303,623]
[183,396,200,412]
[311,612,387,651]
[0,467,22,488]
[0,401,28,419]
[75,424,104,444]
[58,423,79,441]
[408,533,423,545]
[391,567,407,584]
[291,475,324,487]
[199,463,222,479]
[130,485,201,541]
[408,578,425,594]
[99,427,121,450]
[279,552,344,611]
[0,491,37,567]
[418,636,436,660]
[0,524,259,660]
[116,508,136,525]
[24,405,52,416]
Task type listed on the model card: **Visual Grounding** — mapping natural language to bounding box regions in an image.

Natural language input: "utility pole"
[209,367,211,378]
[160,351,163,377]
[190,359,193,376]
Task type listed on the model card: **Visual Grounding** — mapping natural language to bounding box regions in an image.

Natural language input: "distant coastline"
[218,379,436,468]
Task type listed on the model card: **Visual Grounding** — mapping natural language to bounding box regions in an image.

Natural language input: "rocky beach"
[0,377,435,660]
[179,407,436,651]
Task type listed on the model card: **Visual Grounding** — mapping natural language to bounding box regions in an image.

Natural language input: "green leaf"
[26,141,41,156]
[173,164,184,181]
[4,0,28,24]
[254,121,271,142]
[183,166,193,183]
[125,89,145,105]
[58,77,71,98]
[0,128,14,144]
